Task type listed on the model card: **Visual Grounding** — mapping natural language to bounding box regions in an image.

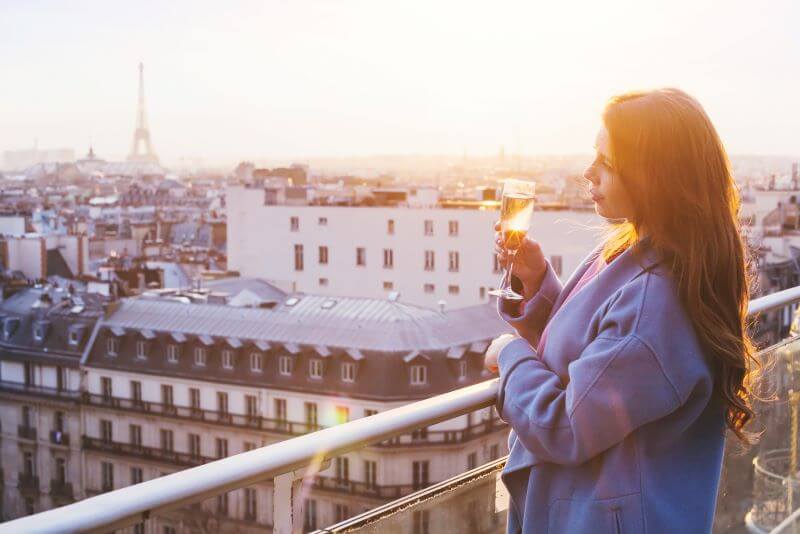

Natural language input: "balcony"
[5,286,800,534]
[17,473,39,496]
[49,430,70,446]
[82,392,506,447]
[17,425,37,441]
[0,381,80,402]
[50,480,74,503]
[83,436,215,469]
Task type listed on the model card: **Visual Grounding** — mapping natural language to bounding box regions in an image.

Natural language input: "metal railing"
[3,285,800,534]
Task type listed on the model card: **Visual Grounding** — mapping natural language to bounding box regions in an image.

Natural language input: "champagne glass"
[488,179,535,300]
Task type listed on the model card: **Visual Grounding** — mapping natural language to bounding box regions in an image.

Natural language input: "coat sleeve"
[497,259,563,348]
[494,285,688,466]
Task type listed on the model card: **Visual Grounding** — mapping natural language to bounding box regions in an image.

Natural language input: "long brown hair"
[600,88,757,442]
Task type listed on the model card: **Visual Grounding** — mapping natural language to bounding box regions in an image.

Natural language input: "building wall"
[226,186,602,309]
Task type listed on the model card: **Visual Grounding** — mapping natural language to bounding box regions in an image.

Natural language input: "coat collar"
[549,237,664,320]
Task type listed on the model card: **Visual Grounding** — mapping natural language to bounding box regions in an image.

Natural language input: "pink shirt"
[533,253,610,355]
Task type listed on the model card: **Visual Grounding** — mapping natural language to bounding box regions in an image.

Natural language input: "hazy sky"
[1,0,798,166]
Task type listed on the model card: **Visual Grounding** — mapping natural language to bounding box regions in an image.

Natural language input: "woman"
[484,88,756,533]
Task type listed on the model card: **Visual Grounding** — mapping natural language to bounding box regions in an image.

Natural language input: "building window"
[448,220,459,236]
[383,248,394,269]
[21,405,32,428]
[448,284,460,295]
[131,466,143,485]
[337,362,354,383]
[54,411,65,433]
[217,392,229,414]
[133,524,145,534]
[163,526,176,534]
[423,283,435,294]
[216,437,229,458]
[424,250,435,271]
[335,456,350,484]
[189,388,201,410]
[383,281,393,290]
[410,365,428,385]
[335,503,350,523]
[243,441,257,452]
[412,460,429,490]
[309,358,323,379]
[65,328,76,344]
[489,443,499,460]
[246,395,258,418]
[250,352,263,372]
[216,492,229,516]
[356,247,366,266]
[413,510,430,534]
[32,324,43,341]
[106,337,119,357]
[278,355,292,376]
[459,360,468,380]
[136,340,147,359]
[244,488,257,520]
[194,347,207,367]
[101,376,112,400]
[55,457,66,483]
[424,220,433,236]
[23,450,34,475]
[304,402,318,428]
[56,366,66,391]
[480,286,486,299]
[364,408,378,417]
[319,277,328,287]
[493,254,502,273]
[130,424,142,447]
[318,216,328,226]
[274,398,287,424]
[294,244,304,271]
[550,254,563,276]
[25,497,34,516]
[188,433,201,457]
[161,384,174,407]
[101,462,114,492]
[166,344,179,363]
[467,452,477,470]
[448,251,460,272]
[221,350,234,369]
[160,429,174,452]
[319,245,328,264]
[304,499,318,531]
[24,362,34,386]
[130,380,142,403]
[335,405,350,424]
[364,460,377,489]
[387,219,395,235]
[290,216,299,231]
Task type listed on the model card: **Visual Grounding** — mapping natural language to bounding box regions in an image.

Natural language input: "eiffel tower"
[127,62,159,164]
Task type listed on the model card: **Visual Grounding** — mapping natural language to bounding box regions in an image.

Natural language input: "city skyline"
[1,0,799,167]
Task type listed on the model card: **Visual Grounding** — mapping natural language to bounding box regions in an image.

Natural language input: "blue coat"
[495,239,726,533]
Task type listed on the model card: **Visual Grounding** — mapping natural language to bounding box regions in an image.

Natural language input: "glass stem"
[504,249,518,290]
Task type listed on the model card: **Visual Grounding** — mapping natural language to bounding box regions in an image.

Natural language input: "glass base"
[487,287,525,300]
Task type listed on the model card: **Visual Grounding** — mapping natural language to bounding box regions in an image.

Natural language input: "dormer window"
[458,360,468,380]
[33,324,44,342]
[309,358,323,379]
[221,349,234,370]
[167,344,179,363]
[278,355,293,376]
[106,337,119,357]
[341,362,355,383]
[250,352,263,373]
[68,330,78,345]
[136,341,148,360]
[194,347,207,367]
[410,365,428,386]
[67,324,85,347]
[3,317,19,339]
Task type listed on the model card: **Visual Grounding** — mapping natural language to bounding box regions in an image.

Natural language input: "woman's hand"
[484,333,519,373]
[494,221,547,299]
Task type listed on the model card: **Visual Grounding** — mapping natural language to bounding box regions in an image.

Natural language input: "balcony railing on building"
[4,285,800,534]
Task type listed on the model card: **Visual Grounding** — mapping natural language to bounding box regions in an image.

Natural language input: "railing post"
[273,459,330,534]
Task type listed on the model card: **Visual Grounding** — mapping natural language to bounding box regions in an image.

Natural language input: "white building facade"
[226,185,602,309]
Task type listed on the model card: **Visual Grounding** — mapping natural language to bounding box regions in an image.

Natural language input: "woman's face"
[584,126,636,221]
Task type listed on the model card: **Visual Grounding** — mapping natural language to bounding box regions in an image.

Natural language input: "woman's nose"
[583,165,599,185]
